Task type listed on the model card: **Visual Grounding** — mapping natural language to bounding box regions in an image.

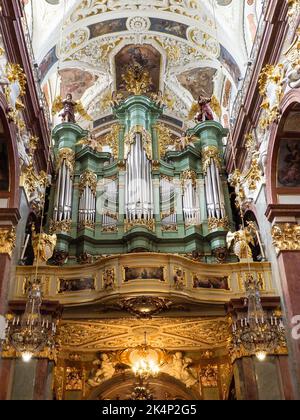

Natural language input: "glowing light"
[22,352,33,363]
[256,351,267,362]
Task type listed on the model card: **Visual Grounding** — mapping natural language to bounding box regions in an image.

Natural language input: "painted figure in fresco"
[174,268,185,290]
[59,93,76,123]
[195,95,214,122]
[279,142,300,186]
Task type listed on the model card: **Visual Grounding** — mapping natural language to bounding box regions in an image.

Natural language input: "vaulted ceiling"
[24,0,263,128]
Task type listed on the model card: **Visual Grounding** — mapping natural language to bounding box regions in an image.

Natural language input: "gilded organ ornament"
[202,145,221,174]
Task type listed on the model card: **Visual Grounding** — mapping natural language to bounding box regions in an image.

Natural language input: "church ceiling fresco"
[176,67,217,99]
[25,0,261,126]
[115,44,161,94]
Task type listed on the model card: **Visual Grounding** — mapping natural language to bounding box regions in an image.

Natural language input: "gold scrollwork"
[258,64,284,129]
[0,227,16,257]
[124,218,155,232]
[79,170,97,195]
[181,170,197,189]
[272,223,300,253]
[50,219,72,234]
[202,145,221,174]
[56,148,75,174]
[208,216,230,232]
[124,125,152,160]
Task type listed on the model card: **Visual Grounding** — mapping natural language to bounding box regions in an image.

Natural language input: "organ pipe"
[125,133,153,221]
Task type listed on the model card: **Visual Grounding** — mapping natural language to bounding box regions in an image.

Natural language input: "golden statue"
[226,225,255,261]
[31,225,57,263]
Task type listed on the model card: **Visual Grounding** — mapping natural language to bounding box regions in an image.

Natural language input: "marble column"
[277,251,300,397]
[233,356,286,400]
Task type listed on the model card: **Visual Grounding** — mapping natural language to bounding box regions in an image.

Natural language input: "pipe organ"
[125,131,153,222]
[102,178,118,230]
[50,95,232,261]
[53,148,75,223]
[160,177,176,228]
[202,146,226,222]
[78,171,97,229]
[181,170,201,226]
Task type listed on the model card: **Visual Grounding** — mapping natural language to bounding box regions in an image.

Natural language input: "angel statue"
[77,131,103,153]
[88,354,116,387]
[226,225,255,262]
[52,93,92,124]
[31,225,57,263]
[188,93,221,123]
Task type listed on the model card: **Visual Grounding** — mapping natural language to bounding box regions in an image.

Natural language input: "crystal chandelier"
[119,332,165,380]
[4,283,57,362]
[232,274,285,361]
[129,378,154,400]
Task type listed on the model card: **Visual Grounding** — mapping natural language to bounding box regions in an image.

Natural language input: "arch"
[266,89,300,205]
[86,371,200,400]
[0,93,20,209]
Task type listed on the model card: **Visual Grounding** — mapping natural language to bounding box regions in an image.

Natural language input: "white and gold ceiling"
[25,0,263,128]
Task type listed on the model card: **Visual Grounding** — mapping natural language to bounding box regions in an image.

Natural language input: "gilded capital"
[272,223,300,253]
[0,227,16,257]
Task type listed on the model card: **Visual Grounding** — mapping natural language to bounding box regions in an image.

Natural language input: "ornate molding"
[208,216,229,232]
[287,0,300,28]
[125,217,155,232]
[56,148,75,174]
[202,145,221,174]
[181,170,197,188]
[258,64,284,129]
[272,223,300,253]
[79,170,97,195]
[50,219,72,234]
[0,227,16,257]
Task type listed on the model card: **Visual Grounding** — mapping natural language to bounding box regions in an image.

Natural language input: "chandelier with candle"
[119,332,165,380]
[232,274,286,361]
[4,283,57,362]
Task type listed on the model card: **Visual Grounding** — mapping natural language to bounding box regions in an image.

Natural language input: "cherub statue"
[175,131,196,151]
[31,225,57,263]
[151,90,165,108]
[162,352,198,388]
[52,93,92,124]
[226,224,255,262]
[110,91,123,108]
[77,131,103,153]
[88,354,116,387]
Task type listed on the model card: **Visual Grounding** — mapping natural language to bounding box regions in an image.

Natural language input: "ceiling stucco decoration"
[25,0,261,126]
[67,0,214,26]
[57,317,231,352]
